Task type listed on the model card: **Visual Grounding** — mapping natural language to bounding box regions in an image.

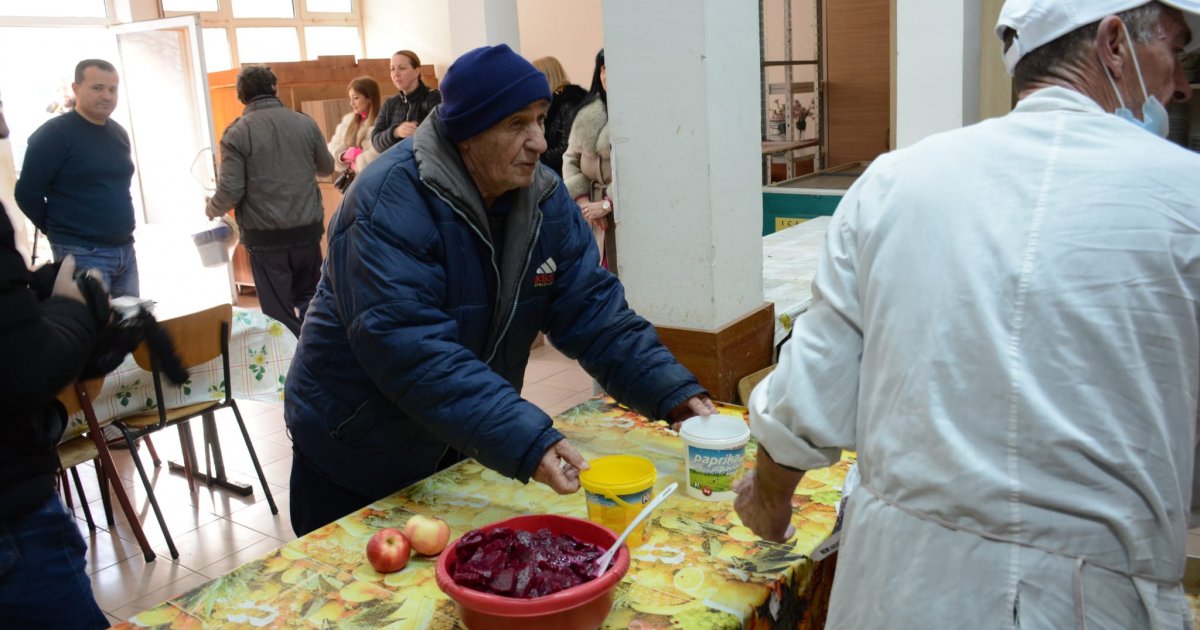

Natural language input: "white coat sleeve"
[748,181,866,471]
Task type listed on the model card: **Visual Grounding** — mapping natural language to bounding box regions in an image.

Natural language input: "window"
[231,0,294,19]
[161,0,218,11]
[0,0,106,18]
[304,26,358,59]
[158,0,362,68]
[236,27,301,63]
[306,0,350,13]
[201,28,232,72]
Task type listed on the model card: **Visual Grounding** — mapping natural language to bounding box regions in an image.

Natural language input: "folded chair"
[56,377,157,562]
[112,303,278,559]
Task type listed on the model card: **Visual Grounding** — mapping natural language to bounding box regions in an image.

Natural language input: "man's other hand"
[51,256,89,305]
[532,438,590,494]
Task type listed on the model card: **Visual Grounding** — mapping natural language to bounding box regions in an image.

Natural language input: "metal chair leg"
[69,466,96,530]
[94,459,115,526]
[59,471,73,511]
[122,428,178,559]
[230,402,278,515]
[143,434,161,468]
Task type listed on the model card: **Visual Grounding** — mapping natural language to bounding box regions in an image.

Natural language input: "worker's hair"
[235,65,278,104]
[74,59,116,84]
[1003,2,1164,91]
[532,56,571,93]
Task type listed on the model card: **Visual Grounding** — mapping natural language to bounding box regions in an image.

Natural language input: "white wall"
[895,0,980,147]
[362,0,454,76]
[517,0,603,89]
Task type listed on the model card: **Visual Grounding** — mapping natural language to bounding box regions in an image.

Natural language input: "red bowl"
[434,514,631,630]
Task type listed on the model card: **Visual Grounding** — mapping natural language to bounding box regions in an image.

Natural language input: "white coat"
[750,87,1200,629]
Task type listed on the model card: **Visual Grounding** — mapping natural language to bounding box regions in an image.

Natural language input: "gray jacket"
[208,97,335,247]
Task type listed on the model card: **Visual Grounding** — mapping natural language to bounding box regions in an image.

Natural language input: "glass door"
[111,14,217,226]
[112,15,235,310]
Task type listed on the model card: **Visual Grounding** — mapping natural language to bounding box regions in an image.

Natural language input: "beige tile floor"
[71,341,593,625]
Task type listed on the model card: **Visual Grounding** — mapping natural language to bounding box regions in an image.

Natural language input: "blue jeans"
[52,241,140,298]
[0,495,108,628]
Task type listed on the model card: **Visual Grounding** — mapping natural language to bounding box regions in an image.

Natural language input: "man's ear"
[1096,15,1130,79]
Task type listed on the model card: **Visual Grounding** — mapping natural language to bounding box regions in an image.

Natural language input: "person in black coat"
[533,56,587,175]
[0,106,110,627]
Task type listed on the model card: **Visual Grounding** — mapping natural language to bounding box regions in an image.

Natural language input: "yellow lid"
[579,455,657,496]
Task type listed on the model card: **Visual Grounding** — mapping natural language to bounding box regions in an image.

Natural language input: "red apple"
[365,528,411,573]
[403,514,451,556]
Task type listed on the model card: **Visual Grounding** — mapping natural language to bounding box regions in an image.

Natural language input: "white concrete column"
[447,0,521,58]
[895,1,982,147]
[603,0,763,330]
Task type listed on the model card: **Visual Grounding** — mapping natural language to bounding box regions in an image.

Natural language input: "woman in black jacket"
[533,56,587,175]
[0,108,109,627]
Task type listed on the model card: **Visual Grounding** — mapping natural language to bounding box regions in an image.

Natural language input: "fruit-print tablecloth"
[112,397,852,629]
[61,307,296,442]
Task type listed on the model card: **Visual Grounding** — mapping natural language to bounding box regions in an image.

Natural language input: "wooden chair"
[112,304,278,559]
[56,377,157,562]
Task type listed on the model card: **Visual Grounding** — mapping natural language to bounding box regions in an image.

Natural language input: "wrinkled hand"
[733,472,796,543]
[667,395,718,431]
[733,448,803,543]
[532,438,590,494]
[394,121,419,139]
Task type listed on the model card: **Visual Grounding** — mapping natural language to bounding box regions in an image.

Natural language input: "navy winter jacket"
[285,111,703,501]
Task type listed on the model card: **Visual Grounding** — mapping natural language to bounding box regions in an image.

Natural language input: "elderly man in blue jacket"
[285,44,714,535]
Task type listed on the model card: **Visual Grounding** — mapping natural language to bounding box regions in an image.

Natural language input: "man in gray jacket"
[207,65,335,337]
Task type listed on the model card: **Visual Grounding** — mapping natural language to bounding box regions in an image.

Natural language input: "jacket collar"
[413,109,559,361]
[243,95,284,113]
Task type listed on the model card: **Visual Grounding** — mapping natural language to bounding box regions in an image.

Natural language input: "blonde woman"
[327,76,381,178]
[532,56,586,175]
[563,49,613,271]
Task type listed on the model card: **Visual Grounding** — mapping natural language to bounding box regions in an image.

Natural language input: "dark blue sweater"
[15,110,136,247]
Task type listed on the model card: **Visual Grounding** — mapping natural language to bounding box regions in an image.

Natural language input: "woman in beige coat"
[327,76,381,180]
[563,50,615,272]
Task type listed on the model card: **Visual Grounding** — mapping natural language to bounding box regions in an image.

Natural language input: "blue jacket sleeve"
[542,186,705,419]
[14,124,63,232]
[330,169,562,483]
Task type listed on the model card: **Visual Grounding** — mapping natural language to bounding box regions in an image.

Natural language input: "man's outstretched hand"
[667,395,718,431]
[532,438,590,494]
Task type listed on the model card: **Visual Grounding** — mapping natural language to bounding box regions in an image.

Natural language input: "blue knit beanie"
[439,44,552,144]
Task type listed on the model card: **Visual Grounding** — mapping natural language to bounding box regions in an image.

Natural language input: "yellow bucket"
[579,455,657,548]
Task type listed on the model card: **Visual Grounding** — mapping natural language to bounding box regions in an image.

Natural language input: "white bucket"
[191,222,233,267]
[678,414,750,501]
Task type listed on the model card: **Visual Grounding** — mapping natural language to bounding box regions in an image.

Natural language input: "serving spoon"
[594,482,678,577]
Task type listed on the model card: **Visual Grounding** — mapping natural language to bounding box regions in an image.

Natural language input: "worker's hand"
[394,121,419,139]
[733,448,803,543]
[666,395,718,431]
[532,438,590,494]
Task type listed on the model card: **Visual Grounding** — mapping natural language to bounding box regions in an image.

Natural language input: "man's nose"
[1172,64,1192,104]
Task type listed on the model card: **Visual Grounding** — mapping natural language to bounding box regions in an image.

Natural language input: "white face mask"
[1101,22,1170,138]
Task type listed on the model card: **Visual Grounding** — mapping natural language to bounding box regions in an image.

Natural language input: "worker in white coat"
[734,1,1200,628]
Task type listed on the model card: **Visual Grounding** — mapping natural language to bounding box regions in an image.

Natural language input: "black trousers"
[289,449,375,537]
[247,242,322,338]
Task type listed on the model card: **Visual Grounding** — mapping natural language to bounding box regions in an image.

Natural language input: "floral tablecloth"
[62,307,296,442]
[763,216,830,348]
[113,398,851,629]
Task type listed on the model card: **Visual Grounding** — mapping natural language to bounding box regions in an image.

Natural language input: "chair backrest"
[57,377,105,417]
[132,303,233,371]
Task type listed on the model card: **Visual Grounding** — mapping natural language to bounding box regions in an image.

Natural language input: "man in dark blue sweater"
[16,58,139,298]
